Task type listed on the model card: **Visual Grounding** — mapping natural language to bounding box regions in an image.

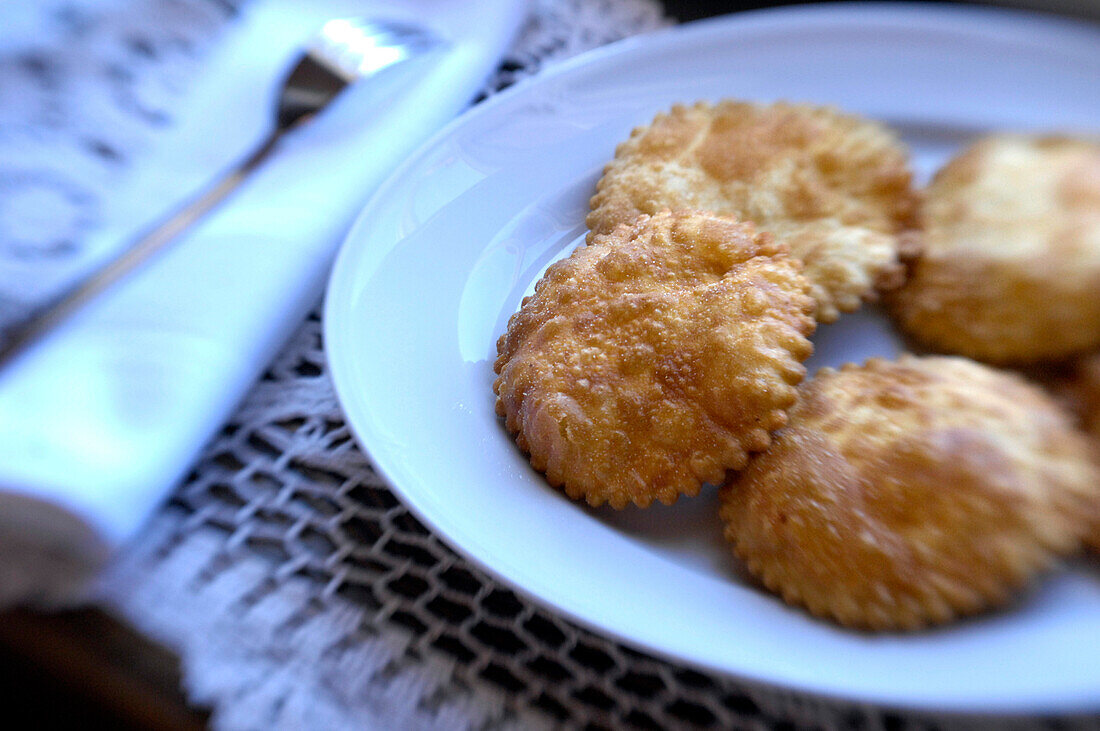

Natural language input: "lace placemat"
[0,0,249,324]
[6,0,1090,728]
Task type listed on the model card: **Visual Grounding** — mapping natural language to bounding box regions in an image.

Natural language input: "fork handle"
[0,129,284,370]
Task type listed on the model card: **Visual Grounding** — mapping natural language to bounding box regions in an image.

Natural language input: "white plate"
[325,3,1100,715]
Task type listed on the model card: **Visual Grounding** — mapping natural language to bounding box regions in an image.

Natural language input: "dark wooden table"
[0,608,207,729]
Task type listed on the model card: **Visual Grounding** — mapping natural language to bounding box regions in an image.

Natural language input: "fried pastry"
[1037,353,1100,554]
[1039,352,1100,440]
[891,134,1100,364]
[494,209,815,509]
[587,101,918,322]
[720,355,1099,631]
[1064,357,1100,554]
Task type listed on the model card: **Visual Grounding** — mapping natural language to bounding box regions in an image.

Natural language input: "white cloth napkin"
[0,0,525,607]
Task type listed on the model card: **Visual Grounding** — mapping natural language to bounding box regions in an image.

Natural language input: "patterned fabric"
[0,0,245,322]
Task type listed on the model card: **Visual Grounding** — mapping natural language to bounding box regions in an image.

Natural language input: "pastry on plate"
[1036,352,1100,553]
[720,355,1099,631]
[587,100,918,322]
[1038,352,1100,440]
[494,209,815,509]
[891,134,1100,364]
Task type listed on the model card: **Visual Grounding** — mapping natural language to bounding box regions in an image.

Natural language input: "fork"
[0,18,441,369]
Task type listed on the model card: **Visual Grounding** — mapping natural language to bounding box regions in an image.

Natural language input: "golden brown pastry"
[494,209,816,509]
[891,134,1100,364]
[587,101,918,322]
[1036,353,1100,553]
[1038,353,1100,440]
[720,355,1099,631]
